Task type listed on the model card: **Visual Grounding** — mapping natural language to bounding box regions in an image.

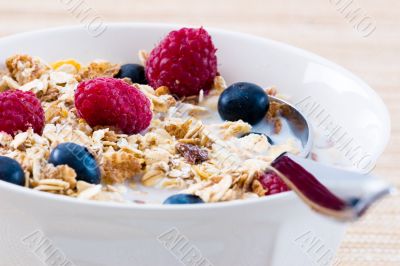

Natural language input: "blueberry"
[163,194,204,204]
[241,132,274,145]
[0,156,25,186]
[49,142,101,184]
[115,64,147,84]
[218,82,269,125]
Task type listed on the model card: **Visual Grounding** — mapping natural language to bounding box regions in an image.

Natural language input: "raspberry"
[75,77,152,134]
[0,90,45,136]
[258,171,290,196]
[146,27,218,98]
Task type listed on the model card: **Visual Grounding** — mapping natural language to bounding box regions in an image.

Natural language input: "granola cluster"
[0,54,299,204]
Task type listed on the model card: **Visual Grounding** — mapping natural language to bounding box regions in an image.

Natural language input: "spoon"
[256,96,393,221]
[252,95,313,157]
[269,153,394,221]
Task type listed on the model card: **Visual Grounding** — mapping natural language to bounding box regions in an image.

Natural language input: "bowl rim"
[0,22,391,211]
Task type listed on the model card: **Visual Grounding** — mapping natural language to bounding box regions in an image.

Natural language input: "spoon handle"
[270,153,393,221]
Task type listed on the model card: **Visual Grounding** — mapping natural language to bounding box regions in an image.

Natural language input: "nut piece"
[44,165,77,189]
[6,54,49,85]
[79,60,120,81]
[0,76,20,92]
[165,119,192,139]
[155,86,170,96]
[137,84,176,112]
[220,121,251,139]
[213,75,227,93]
[251,179,267,196]
[138,50,149,66]
[101,151,142,184]
[265,86,277,96]
[176,143,208,164]
[39,86,59,102]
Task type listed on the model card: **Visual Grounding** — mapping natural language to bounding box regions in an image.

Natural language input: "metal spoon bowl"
[252,95,313,157]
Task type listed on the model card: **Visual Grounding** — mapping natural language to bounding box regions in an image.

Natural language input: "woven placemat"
[336,180,400,266]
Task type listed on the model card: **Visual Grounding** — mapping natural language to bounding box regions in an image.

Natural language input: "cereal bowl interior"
[0,24,390,266]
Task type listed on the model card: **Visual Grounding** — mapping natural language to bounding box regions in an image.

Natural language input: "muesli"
[0,27,299,204]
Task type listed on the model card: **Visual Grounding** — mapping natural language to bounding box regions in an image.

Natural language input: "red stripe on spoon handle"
[270,154,348,212]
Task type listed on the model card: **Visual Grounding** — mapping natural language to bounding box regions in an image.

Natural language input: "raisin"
[176,143,208,164]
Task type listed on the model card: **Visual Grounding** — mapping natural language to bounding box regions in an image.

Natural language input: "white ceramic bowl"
[0,24,390,266]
